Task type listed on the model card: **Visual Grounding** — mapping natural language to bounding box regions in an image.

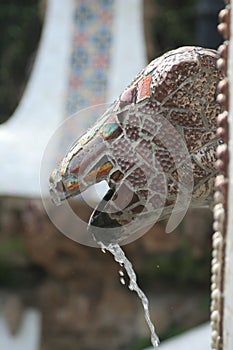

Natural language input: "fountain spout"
[49,46,222,243]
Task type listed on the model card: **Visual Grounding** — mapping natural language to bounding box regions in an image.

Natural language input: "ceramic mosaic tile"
[66,0,114,117]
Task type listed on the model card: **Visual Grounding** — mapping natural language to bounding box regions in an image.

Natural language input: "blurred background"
[0,0,224,349]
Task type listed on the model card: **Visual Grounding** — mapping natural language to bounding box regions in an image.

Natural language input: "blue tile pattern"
[66,0,114,116]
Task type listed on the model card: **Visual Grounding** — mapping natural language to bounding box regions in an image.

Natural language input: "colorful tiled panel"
[66,0,114,117]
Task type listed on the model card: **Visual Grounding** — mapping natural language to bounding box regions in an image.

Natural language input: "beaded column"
[222,0,233,348]
[211,1,230,349]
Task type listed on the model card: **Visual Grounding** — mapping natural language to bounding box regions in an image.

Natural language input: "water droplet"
[101,248,106,253]
[156,265,160,269]
[128,284,134,291]
[98,243,159,349]
[119,270,124,276]
[120,277,125,285]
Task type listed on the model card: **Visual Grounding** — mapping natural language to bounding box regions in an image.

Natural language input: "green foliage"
[128,336,151,350]
[0,0,42,122]
[0,236,26,262]
[0,236,46,287]
[138,244,211,286]
[152,0,197,55]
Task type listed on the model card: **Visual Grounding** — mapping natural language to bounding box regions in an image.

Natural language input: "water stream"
[101,243,159,349]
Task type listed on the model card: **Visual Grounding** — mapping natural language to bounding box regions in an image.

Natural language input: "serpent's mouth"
[49,161,113,206]
[48,132,147,246]
[49,151,129,245]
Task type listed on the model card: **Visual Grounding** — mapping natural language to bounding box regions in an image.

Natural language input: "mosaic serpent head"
[49,46,223,245]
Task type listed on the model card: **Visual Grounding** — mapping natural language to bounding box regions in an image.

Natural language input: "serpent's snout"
[49,169,67,205]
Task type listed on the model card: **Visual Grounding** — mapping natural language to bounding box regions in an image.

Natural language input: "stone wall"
[0,197,212,349]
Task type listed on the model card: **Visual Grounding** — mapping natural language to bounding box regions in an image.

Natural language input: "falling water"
[101,242,160,349]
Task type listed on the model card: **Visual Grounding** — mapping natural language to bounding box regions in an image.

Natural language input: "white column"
[107,0,146,102]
